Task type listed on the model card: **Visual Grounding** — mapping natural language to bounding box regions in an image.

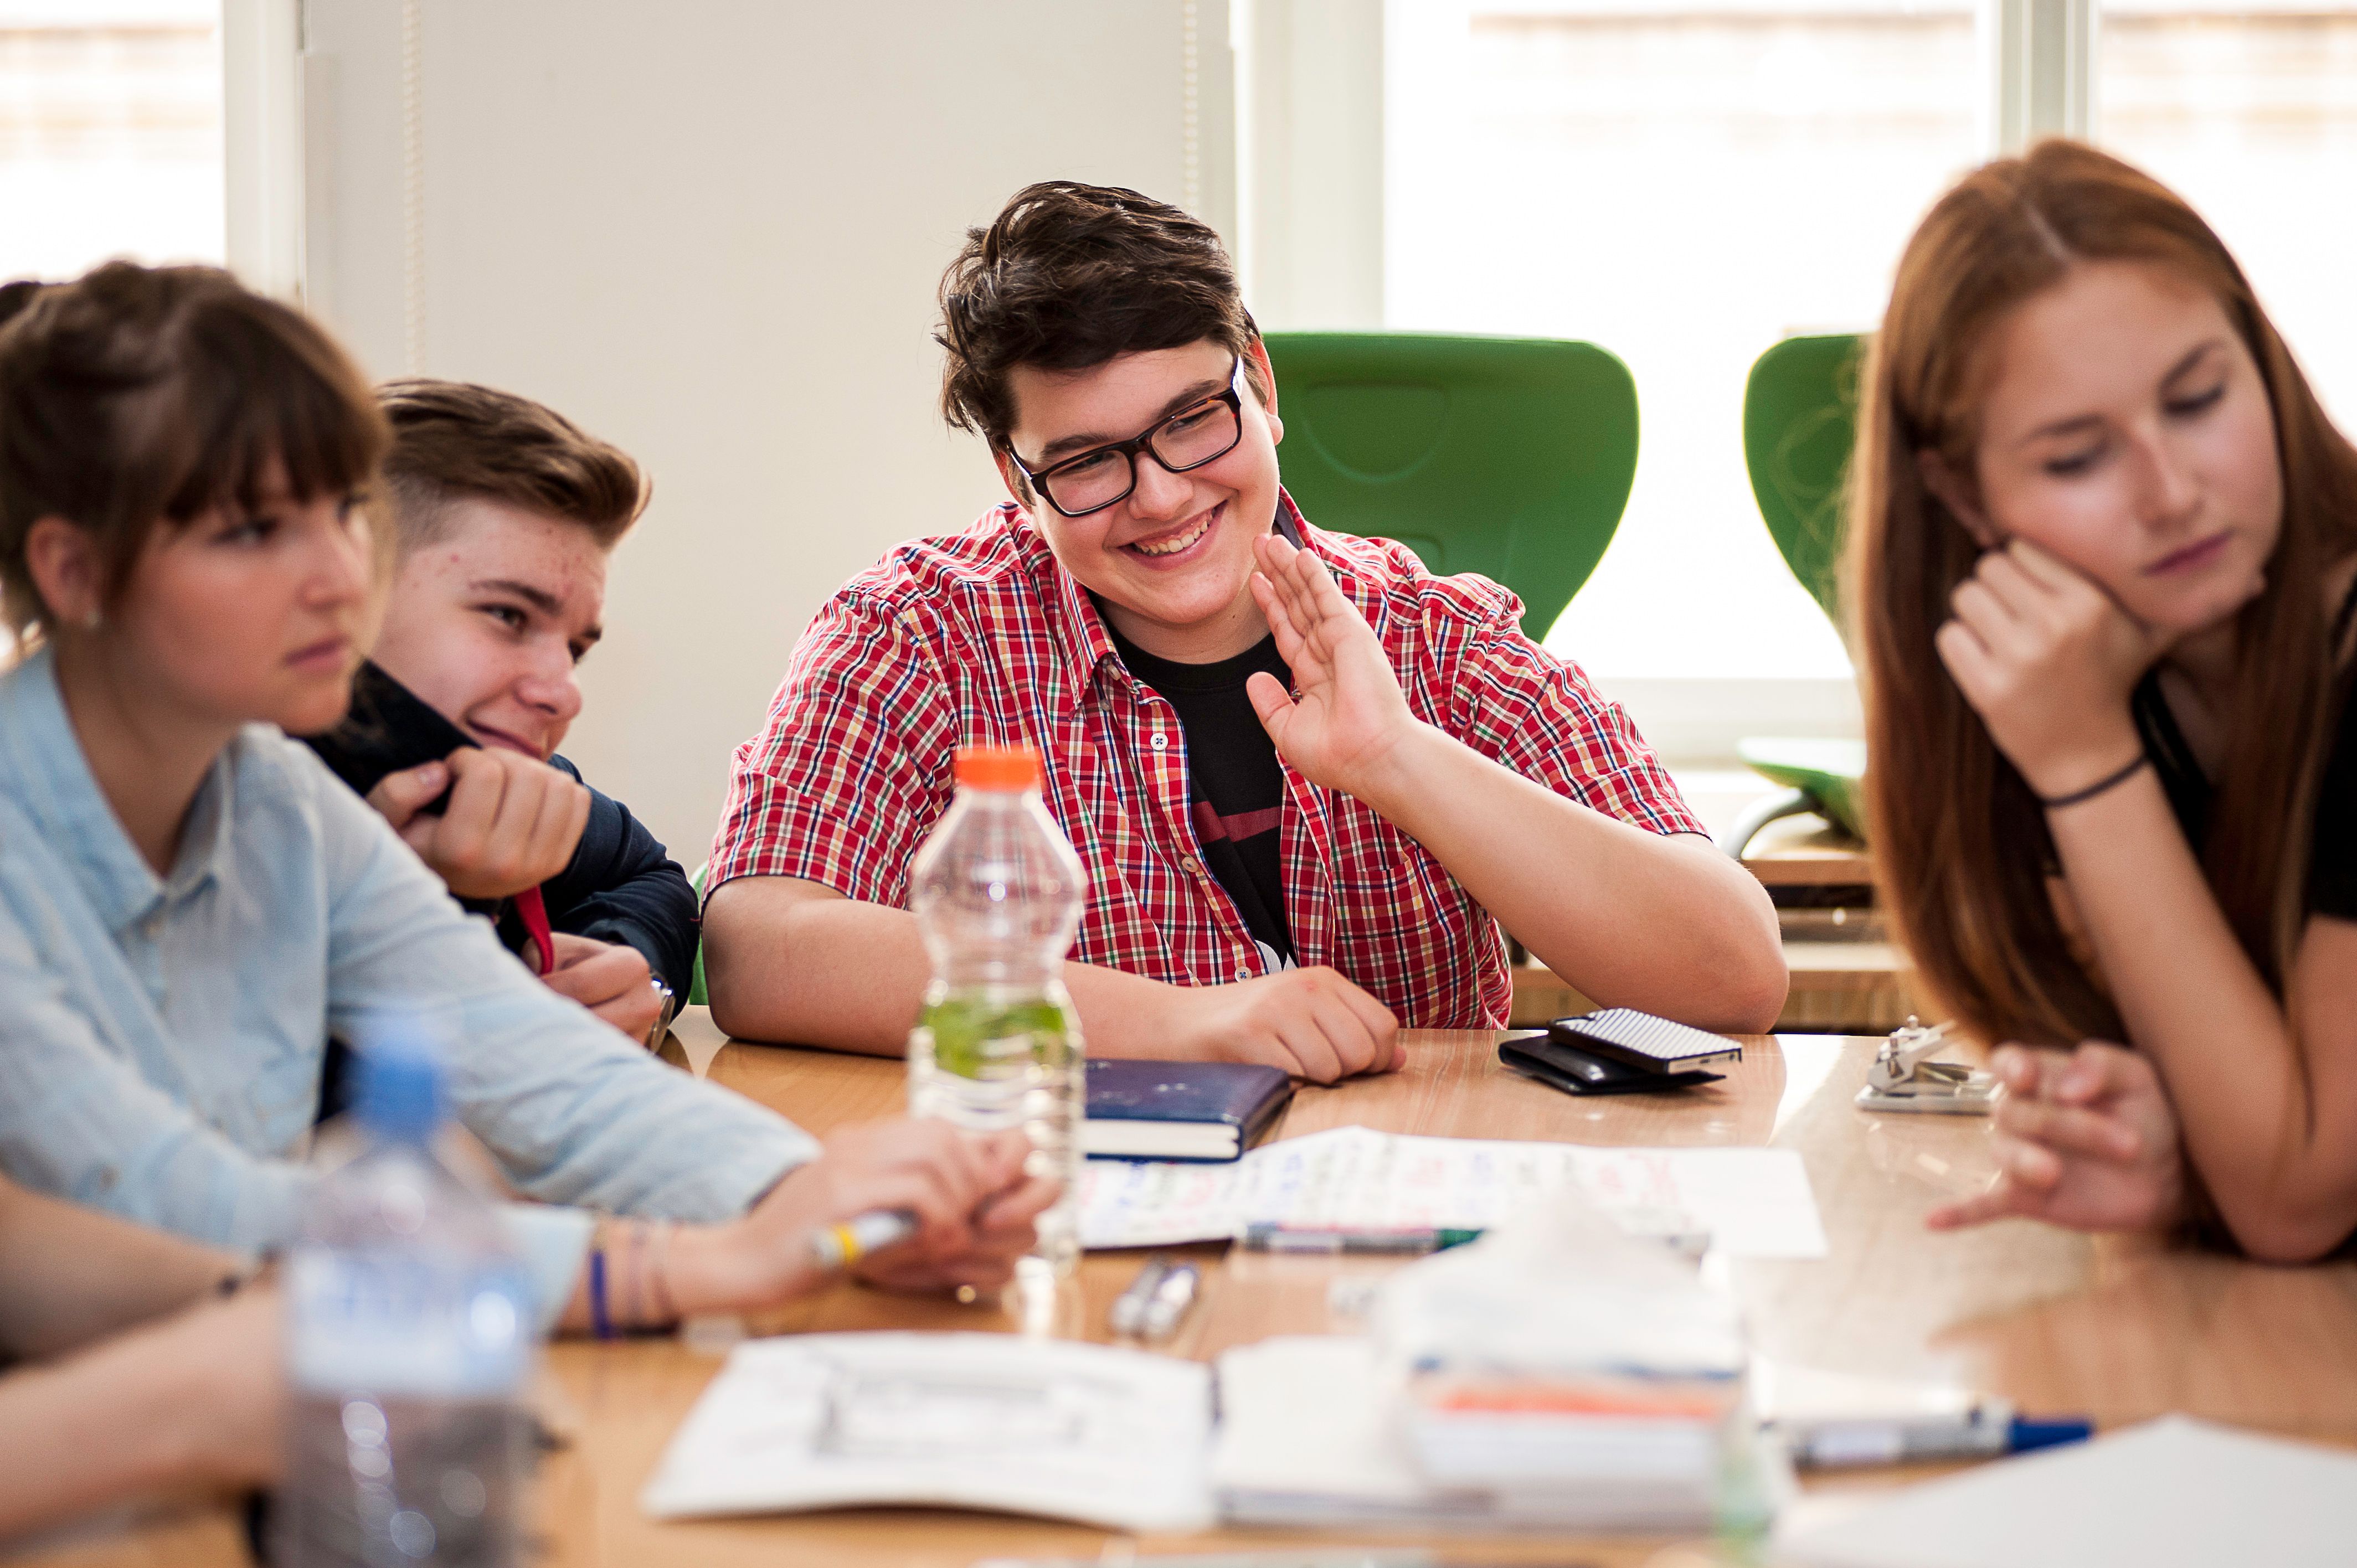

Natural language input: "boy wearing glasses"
[703,183,1784,1079]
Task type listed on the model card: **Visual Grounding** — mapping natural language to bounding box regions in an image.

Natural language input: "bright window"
[2097,0,2357,426]
[0,0,224,282]
[1386,0,1980,674]
[1387,0,1983,681]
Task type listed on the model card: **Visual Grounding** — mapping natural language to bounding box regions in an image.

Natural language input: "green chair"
[1261,332,1640,641]
[688,862,709,1008]
[1730,333,1869,851]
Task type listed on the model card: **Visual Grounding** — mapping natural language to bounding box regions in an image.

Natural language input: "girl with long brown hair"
[1852,140,2357,1261]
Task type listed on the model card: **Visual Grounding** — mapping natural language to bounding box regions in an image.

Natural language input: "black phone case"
[1498,1032,1724,1097]
[305,661,478,814]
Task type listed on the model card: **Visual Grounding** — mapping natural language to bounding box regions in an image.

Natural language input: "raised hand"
[1926,1040,2186,1235]
[1933,540,2169,799]
[1244,530,1424,800]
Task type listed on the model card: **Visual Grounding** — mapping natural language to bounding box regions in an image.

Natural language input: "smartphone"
[1551,1008,1744,1075]
[1499,1030,1725,1097]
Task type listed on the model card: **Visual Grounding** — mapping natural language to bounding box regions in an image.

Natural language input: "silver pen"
[1109,1256,1171,1337]
[1139,1261,1201,1341]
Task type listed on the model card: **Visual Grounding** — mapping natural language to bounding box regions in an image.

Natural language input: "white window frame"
[1235,0,2096,759]
[220,0,306,300]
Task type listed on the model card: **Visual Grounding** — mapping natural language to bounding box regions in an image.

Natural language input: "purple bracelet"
[587,1238,615,1340]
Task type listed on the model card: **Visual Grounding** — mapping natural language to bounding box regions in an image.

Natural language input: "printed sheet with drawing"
[1075,1125,1828,1258]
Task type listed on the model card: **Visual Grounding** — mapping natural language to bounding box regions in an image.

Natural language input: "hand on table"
[366,747,590,900]
[1927,1040,2186,1234]
[1164,967,1403,1084]
[1244,530,1428,801]
[543,932,662,1041]
[1933,540,2169,800]
[672,1119,1058,1311]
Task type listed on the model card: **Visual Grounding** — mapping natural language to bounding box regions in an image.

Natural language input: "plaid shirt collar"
[1035,489,1318,718]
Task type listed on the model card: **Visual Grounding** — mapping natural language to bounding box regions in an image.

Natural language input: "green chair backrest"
[687,862,709,1008]
[1742,332,1865,627]
[1262,332,1640,641]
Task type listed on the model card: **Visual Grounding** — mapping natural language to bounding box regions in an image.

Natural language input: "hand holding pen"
[653,1118,1063,1309]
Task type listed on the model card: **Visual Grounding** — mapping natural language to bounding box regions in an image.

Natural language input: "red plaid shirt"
[708,492,1703,1028]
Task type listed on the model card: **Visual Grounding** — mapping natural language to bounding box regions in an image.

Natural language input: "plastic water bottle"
[907,745,1089,1278]
[279,1033,536,1567]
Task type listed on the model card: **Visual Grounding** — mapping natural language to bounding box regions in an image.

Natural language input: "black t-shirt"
[1105,621,1296,966]
[2133,577,2357,920]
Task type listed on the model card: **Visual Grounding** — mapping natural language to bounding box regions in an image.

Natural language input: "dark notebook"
[1083,1058,1295,1163]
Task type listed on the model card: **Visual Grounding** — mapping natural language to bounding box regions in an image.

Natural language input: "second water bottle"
[906,745,1088,1279]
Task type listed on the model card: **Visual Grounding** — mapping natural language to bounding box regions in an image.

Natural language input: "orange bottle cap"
[953,745,1044,791]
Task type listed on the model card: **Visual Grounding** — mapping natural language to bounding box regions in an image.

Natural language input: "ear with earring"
[80,608,101,632]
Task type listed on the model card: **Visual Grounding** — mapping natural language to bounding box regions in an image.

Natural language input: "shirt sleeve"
[706,590,959,906]
[1443,605,1707,839]
[0,911,592,1325]
[306,751,818,1220]
[538,758,701,992]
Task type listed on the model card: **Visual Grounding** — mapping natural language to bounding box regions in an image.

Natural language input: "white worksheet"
[641,1332,1213,1531]
[1076,1125,1827,1258]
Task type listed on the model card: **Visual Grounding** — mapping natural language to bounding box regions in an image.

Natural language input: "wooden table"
[27,1014,2357,1567]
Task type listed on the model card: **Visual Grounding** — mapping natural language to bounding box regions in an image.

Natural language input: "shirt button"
[1150,734,1169,751]
[1236,964,1251,981]
[1180,855,1203,876]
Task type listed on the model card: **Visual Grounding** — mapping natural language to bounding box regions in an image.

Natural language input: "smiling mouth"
[466,721,545,760]
[1123,504,1221,560]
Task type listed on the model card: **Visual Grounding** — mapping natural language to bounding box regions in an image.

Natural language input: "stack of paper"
[1212,1336,1732,1532]
[1388,1204,1752,1521]
[1075,1124,1827,1258]
[640,1332,1213,1532]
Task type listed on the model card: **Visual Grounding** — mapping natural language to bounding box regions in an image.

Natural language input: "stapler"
[1854,1017,1999,1115]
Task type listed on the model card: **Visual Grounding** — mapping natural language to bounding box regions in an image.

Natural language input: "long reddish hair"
[1851,140,2357,1045]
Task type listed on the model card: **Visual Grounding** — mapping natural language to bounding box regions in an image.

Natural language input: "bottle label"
[287,1245,533,1399]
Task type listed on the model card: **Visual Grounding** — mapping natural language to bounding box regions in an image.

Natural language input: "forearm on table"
[0,1184,238,1360]
[0,1312,251,1540]
[2051,775,2357,1257]
[1352,724,1786,1031]
[703,879,1183,1056]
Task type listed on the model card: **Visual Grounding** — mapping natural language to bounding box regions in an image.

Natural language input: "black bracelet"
[2038,752,2150,809]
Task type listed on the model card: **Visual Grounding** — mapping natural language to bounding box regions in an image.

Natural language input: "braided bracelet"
[2038,752,2150,810]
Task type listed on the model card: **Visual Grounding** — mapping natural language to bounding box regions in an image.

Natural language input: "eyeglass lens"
[1042,398,1241,514]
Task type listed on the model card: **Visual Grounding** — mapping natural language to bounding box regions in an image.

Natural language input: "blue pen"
[1782,1406,2093,1468]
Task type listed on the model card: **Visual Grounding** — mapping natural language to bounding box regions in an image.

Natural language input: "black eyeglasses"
[1008,357,1247,518]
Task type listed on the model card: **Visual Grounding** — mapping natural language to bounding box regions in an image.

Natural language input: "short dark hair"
[0,262,387,642]
[377,379,647,556]
[0,280,47,333]
[935,181,1265,459]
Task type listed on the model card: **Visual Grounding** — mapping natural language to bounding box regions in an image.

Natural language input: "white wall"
[301,0,1236,863]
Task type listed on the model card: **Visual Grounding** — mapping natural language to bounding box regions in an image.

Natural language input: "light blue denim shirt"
[0,646,817,1314]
